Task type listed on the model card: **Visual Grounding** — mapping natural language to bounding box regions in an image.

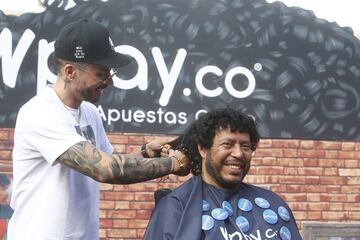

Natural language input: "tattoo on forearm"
[57,141,174,184]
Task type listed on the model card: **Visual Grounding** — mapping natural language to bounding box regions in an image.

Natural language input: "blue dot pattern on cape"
[201,196,295,240]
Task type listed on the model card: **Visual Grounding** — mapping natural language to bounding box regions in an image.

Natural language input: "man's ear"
[63,63,77,80]
[198,144,207,158]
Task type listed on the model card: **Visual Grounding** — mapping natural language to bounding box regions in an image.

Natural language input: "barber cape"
[144,175,302,240]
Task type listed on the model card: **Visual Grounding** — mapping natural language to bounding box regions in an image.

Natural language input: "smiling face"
[74,63,114,103]
[199,127,253,190]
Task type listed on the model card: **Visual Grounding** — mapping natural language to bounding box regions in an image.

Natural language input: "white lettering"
[37,39,56,93]
[133,110,146,122]
[265,229,277,238]
[195,65,223,97]
[152,47,187,107]
[178,112,187,124]
[0,28,35,88]
[229,231,243,240]
[220,227,230,240]
[224,67,256,98]
[113,45,148,90]
[108,108,121,125]
[195,109,208,120]
[249,230,262,240]
[146,111,156,123]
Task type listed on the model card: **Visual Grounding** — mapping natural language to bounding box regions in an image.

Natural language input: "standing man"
[144,108,302,240]
[8,19,190,239]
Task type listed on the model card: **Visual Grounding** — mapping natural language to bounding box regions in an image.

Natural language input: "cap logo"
[74,46,85,59]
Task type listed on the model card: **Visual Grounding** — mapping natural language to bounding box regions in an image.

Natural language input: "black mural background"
[0,0,360,140]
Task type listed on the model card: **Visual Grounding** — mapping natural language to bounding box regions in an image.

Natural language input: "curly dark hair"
[169,108,260,175]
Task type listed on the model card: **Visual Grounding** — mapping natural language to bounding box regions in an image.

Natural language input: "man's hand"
[143,140,168,158]
[169,149,191,176]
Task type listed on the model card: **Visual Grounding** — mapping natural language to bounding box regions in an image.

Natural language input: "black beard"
[204,154,245,190]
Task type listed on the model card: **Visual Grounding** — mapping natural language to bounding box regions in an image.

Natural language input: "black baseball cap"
[54,19,132,68]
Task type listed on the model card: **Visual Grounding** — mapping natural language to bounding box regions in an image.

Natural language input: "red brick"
[107,210,136,219]
[100,219,113,228]
[298,167,323,176]
[254,148,283,157]
[329,203,344,211]
[348,212,360,220]
[128,219,149,228]
[347,177,360,185]
[128,136,145,144]
[338,151,354,159]
[104,191,134,201]
[0,150,11,159]
[115,201,130,209]
[305,176,320,184]
[278,176,306,184]
[342,142,356,151]
[292,211,307,220]
[100,200,115,209]
[326,185,341,193]
[136,210,152,219]
[314,141,341,150]
[324,150,339,158]
[344,203,360,211]
[307,211,322,220]
[339,169,360,176]
[134,192,154,201]
[261,157,277,165]
[286,185,301,192]
[300,140,314,148]
[320,194,347,202]
[319,159,344,167]
[107,134,129,144]
[324,168,338,176]
[320,176,346,185]
[270,185,286,193]
[107,229,137,238]
[341,185,360,193]
[303,158,319,167]
[283,167,298,175]
[100,183,114,191]
[127,182,158,191]
[307,193,320,202]
[256,166,284,175]
[278,158,304,166]
[258,139,272,148]
[283,149,298,158]
[300,185,327,193]
[281,193,307,202]
[344,160,359,168]
[347,194,360,202]
[272,139,299,148]
[308,202,329,210]
[322,211,348,220]
[0,130,9,140]
[129,201,154,210]
[113,219,129,228]
[298,149,325,158]
[288,202,308,211]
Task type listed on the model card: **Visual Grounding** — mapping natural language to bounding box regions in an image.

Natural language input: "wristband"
[141,143,150,158]
[172,155,184,170]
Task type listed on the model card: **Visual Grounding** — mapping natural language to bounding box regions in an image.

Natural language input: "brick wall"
[1,128,360,239]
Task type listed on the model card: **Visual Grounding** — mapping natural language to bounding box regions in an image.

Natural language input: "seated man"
[144,108,302,240]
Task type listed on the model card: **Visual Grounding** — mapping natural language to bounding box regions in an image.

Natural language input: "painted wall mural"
[0,0,360,140]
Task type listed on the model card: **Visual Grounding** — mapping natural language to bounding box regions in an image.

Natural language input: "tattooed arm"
[57,141,189,184]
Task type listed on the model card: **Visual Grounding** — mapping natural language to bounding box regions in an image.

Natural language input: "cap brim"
[92,51,133,69]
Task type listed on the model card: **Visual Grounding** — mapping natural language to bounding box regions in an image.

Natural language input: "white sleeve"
[15,103,86,165]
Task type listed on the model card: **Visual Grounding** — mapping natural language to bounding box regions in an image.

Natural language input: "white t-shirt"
[8,86,113,240]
